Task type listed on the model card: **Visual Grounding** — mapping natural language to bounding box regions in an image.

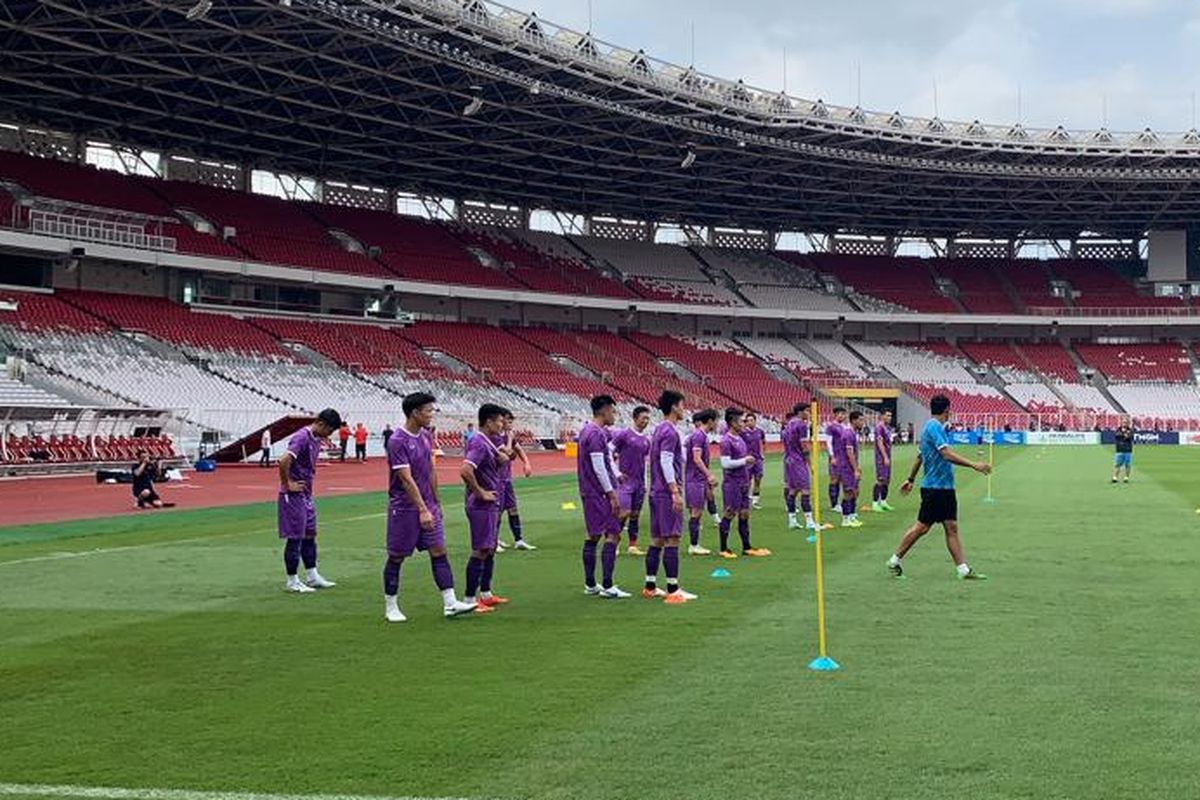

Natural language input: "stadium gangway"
[209,413,317,464]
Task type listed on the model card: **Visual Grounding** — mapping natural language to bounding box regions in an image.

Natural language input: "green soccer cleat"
[958,569,988,581]
[871,501,883,513]
[880,501,896,511]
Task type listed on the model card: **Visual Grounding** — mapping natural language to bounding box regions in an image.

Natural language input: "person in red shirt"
[338,422,350,462]
[354,423,369,462]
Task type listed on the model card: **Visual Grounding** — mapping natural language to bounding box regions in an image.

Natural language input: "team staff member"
[1112,419,1134,483]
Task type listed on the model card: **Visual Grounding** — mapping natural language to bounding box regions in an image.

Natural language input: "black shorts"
[135,488,161,507]
[918,488,957,525]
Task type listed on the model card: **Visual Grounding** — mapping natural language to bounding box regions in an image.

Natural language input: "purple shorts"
[784,457,810,493]
[500,480,518,512]
[840,469,861,494]
[685,478,709,510]
[387,504,446,557]
[649,492,683,539]
[278,492,317,539]
[582,493,621,537]
[466,503,500,550]
[749,460,764,479]
[722,481,751,513]
[618,485,645,515]
[875,463,892,482]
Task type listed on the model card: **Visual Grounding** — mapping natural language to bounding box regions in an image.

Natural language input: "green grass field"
[2,444,1198,800]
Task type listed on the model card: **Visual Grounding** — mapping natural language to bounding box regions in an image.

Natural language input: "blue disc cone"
[710,567,732,579]
[808,656,841,672]
[806,533,816,544]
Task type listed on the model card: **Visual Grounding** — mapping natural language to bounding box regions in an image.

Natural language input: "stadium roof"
[4,0,1200,238]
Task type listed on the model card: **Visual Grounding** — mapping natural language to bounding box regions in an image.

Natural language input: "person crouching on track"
[132,451,173,510]
[279,408,341,593]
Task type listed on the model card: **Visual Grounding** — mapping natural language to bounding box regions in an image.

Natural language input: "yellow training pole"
[808,400,839,671]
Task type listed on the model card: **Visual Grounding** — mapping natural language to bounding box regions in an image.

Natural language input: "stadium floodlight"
[462,86,484,117]
[185,0,213,21]
[680,147,696,169]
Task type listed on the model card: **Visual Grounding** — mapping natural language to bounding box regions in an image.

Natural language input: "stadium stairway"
[993,268,1029,313]
[209,414,316,463]
[686,247,757,307]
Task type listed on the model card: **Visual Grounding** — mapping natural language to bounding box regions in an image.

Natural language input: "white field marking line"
[0,512,386,569]
[0,784,473,800]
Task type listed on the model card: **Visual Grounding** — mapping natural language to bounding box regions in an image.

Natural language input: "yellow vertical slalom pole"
[808,400,839,671]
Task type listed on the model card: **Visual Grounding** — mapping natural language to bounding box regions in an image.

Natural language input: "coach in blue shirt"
[885,394,992,581]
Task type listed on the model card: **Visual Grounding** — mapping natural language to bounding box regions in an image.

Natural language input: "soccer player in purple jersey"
[577,394,631,598]
[277,408,341,593]
[612,405,652,556]
[740,411,767,509]
[718,408,771,558]
[646,389,698,604]
[825,406,849,520]
[872,410,896,512]
[493,410,536,552]
[839,411,866,528]
[684,409,719,556]
[782,402,824,533]
[382,392,477,623]
[460,403,510,612]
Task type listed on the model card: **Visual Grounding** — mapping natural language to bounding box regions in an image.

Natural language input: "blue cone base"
[710,568,732,579]
[806,533,816,543]
[808,656,841,671]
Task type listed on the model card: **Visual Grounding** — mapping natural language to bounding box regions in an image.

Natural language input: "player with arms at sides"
[382,392,477,623]
[782,402,830,534]
[718,408,772,558]
[886,394,991,580]
[493,409,536,551]
[825,406,849,522]
[578,395,631,598]
[645,390,699,604]
[612,405,652,556]
[1112,418,1134,484]
[684,409,720,556]
[739,411,767,509]
[872,410,896,512]
[460,404,511,612]
[838,411,866,528]
[278,408,341,593]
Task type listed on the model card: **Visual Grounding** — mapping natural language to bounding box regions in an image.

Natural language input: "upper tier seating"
[1001,260,1064,310]
[455,226,634,299]
[800,254,959,313]
[572,237,706,280]
[1052,261,1186,310]
[959,342,1038,382]
[628,277,741,306]
[0,150,171,217]
[933,261,1020,314]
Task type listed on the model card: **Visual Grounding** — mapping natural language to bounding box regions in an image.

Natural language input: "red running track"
[0,451,577,528]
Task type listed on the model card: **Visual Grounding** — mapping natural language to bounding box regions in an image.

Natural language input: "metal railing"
[29,209,176,252]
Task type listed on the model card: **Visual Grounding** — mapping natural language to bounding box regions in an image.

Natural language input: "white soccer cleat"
[384,597,407,623]
[443,600,477,618]
[305,573,337,589]
[787,517,802,530]
[687,545,712,556]
[599,586,632,599]
[675,588,699,601]
[514,539,537,551]
[584,585,602,596]
[285,579,316,593]
[751,497,762,509]
[711,513,722,525]
[495,540,508,552]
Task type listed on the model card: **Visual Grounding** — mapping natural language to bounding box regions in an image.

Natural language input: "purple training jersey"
[283,426,319,495]
[611,427,651,490]
[825,422,843,470]
[874,423,892,467]
[782,417,810,491]
[491,431,513,481]
[739,427,765,461]
[388,426,437,511]
[720,432,751,487]
[684,428,710,486]
[463,432,501,508]
[577,421,616,498]
[650,420,683,496]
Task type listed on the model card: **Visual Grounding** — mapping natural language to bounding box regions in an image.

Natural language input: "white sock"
[804,512,814,524]
[441,588,457,607]
[956,563,970,577]
[480,590,493,600]
[787,512,797,523]
[645,575,656,585]
[286,574,300,585]
[385,594,399,606]
[306,567,319,580]
[887,554,901,567]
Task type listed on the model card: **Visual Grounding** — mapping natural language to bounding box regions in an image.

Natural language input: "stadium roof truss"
[3,0,1200,238]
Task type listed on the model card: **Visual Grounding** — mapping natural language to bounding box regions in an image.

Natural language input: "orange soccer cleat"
[478,595,510,607]
[663,592,689,605]
[743,548,773,557]
[642,587,667,599]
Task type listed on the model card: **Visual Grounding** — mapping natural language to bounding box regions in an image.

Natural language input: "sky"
[507,0,1200,133]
